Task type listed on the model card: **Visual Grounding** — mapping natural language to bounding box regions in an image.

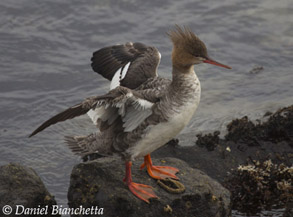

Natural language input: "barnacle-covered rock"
[224,159,292,214]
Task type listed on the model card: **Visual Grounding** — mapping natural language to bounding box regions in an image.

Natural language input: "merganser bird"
[29,25,231,203]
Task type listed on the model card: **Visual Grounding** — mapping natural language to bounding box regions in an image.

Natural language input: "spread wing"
[29,86,160,137]
[91,42,161,89]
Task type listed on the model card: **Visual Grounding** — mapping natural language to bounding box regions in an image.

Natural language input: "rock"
[225,105,293,145]
[223,159,293,214]
[225,116,261,146]
[249,65,264,74]
[196,131,220,151]
[153,137,240,183]
[284,206,293,217]
[0,163,59,217]
[68,157,231,217]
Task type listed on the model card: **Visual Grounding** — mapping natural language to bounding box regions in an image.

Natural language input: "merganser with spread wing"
[29,25,231,203]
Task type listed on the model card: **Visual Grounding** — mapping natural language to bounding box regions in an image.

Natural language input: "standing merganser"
[29,25,231,203]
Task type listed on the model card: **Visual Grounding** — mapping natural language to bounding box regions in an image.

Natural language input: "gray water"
[0,0,292,216]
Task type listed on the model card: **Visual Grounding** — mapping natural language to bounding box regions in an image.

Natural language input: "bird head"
[168,25,231,69]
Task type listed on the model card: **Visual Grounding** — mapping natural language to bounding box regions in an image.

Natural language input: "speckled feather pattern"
[68,68,200,161]
[29,26,207,162]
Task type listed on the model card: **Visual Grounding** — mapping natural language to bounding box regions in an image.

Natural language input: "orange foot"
[124,161,158,203]
[128,182,158,203]
[140,154,179,180]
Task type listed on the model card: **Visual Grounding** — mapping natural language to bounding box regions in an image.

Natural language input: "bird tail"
[65,135,107,160]
[65,135,92,157]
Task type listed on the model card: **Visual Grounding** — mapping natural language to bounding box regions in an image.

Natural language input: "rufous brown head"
[168,25,231,69]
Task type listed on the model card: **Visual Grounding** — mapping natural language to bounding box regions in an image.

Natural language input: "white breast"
[128,87,201,160]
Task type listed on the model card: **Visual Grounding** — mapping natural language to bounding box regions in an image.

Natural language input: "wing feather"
[29,86,159,137]
[91,42,160,89]
[123,105,152,132]
[29,103,87,137]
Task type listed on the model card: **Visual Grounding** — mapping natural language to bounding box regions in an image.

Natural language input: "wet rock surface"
[0,163,59,217]
[68,157,231,217]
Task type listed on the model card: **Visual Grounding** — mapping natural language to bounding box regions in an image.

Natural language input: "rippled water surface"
[1,0,292,215]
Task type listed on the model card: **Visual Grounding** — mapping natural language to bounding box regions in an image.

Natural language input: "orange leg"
[140,154,179,180]
[123,161,158,203]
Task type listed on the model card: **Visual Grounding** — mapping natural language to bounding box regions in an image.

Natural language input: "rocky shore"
[0,105,292,216]
[68,105,292,216]
[153,105,292,215]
